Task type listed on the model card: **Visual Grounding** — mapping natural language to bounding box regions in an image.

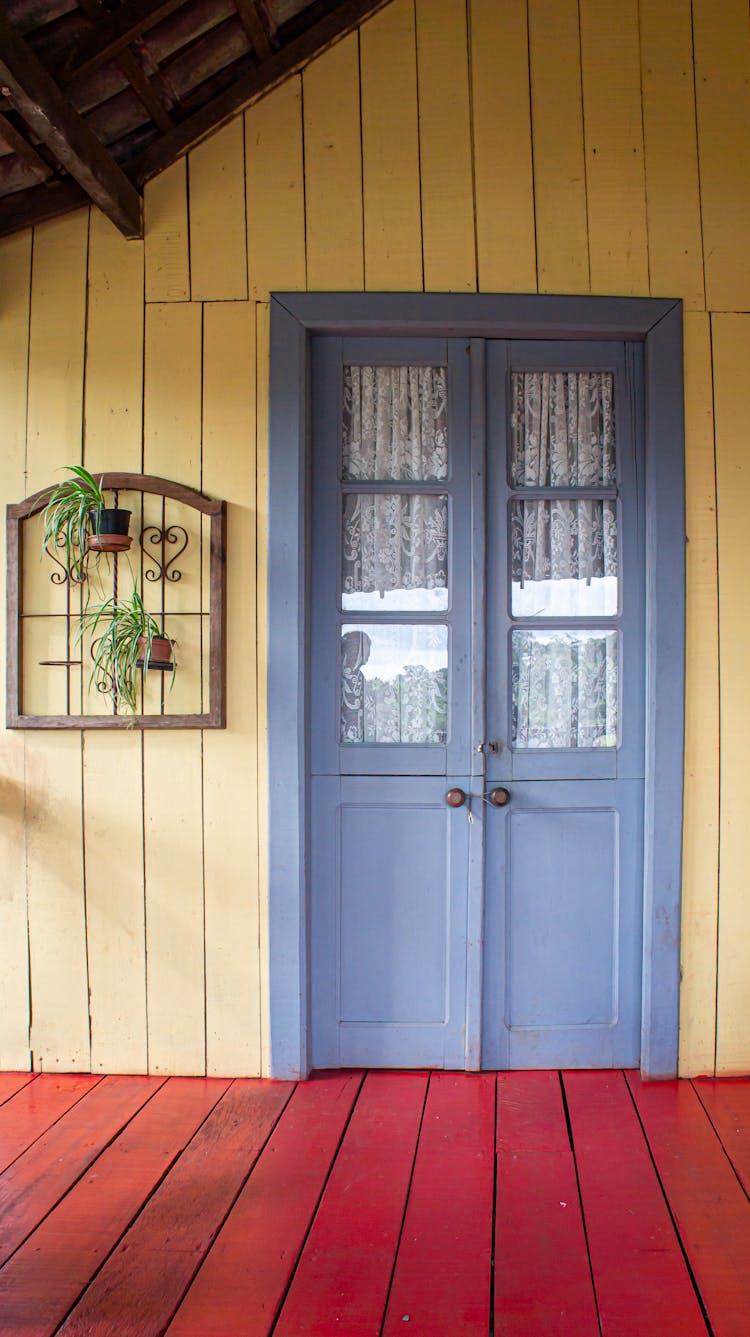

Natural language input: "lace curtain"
[341,629,448,744]
[342,493,448,604]
[343,366,448,480]
[512,631,618,749]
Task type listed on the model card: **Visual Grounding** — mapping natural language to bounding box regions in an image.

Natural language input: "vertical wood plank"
[25,211,90,1072]
[360,0,423,291]
[303,32,364,292]
[144,160,190,303]
[470,0,537,293]
[639,0,705,309]
[189,120,248,302]
[83,213,147,1073]
[693,0,750,311]
[0,230,32,1069]
[579,0,649,294]
[527,0,590,294]
[245,79,306,302]
[143,302,205,1075]
[255,301,271,1073]
[712,314,750,1074]
[679,312,719,1076]
[415,0,475,292]
[202,302,260,1076]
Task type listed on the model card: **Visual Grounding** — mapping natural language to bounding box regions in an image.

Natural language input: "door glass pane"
[342,493,449,611]
[341,624,448,744]
[510,371,616,486]
[512,629,618,749]
[511,498,618,616]
[343,366,448,480]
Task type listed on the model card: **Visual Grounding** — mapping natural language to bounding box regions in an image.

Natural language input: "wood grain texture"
[415,0,475,292]
[278,1072,426,1335]
[629,1072,750,1336]
[303,32,364,291]
[0,229,32,1069]
[579,0,649,294]
[25,212,90,1072]
[639,0,705,309]
[693,0,750,311]
[143,302,205,1075]
[167,1072,362,1337]
[564,1071,707,1335]
[58,1079,292,1337]
[0,1076,229,1337]
[712,314,750,1074]
[360,0,422,291]
[144,159,190,302]
[470,0,537,294]
[0,1073,100,1175]
[679,312,719,1077]
[494,1072,599,1335]
[245,78,306,301]
[188,118,248,301]
[382,1073,495,1336]
[527,0,589,294]
[82,207,147,1074]
[202,301,260,1076]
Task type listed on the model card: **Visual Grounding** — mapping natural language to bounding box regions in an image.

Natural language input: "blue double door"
[310,336,645,1070]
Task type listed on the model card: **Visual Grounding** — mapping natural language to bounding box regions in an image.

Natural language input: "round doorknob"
[445,787,467,808]
[487,786,511,807]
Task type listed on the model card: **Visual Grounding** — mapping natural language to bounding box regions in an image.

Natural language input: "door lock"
[476,741,499,754]
[486,786,511,807]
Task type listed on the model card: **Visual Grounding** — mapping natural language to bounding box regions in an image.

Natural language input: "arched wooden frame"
[6,473,226,729]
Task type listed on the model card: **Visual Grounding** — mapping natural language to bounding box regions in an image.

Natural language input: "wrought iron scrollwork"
[44,536,86,586]
[140,525,189,583]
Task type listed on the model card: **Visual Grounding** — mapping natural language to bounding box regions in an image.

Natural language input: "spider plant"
[41,466,107,583]
[80,590,174,714]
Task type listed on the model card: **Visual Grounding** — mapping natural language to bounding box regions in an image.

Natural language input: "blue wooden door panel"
[310,776,471,1069]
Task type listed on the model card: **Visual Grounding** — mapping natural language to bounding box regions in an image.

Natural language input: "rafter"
[0,11,142,237]
[65,0,189,84]
[73,0,174,134]
[0,112,53,182]
[234,0,274,60]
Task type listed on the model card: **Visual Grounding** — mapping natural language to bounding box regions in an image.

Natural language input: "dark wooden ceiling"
[0,0,389,238]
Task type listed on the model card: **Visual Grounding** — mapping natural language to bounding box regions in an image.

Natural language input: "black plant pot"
[88,507,132,552]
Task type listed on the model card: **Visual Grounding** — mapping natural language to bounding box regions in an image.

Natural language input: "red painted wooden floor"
[0,1070,748,1335]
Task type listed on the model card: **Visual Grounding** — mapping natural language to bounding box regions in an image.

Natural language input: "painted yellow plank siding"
[0,230,32,1070]
[471,0,537,294]
[202,301,261,1076]
[679,312,719,1077]
[82,210,147,1074]
[189,119,248,302]
[246,78,306,301]
[144,159,190,303]
[527,0,590,294]
[713,314,750,1074]
[303,33,364,291]
[579,0,649,294]
[415,0,475,292]
[360,0,423,291]
[6,0,750,1079]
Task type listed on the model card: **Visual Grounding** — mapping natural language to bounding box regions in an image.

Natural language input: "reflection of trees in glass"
[512,631,617,749]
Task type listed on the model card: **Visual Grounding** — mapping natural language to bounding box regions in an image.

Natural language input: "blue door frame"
[267,293,685,1080]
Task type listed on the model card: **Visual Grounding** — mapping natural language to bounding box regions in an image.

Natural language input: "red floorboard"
[57,1079,293,1337]
[0,1073,37,1106]
[494,1071,599,1337]
[167,1071,363,1337]
[381,1071,496,1337]
[692,1076,750,1197]
[0,1074,101,1174]
[564,1071,708,1337]
[0,1077,232,1337]
[629,1072,750,1337]
[274,1071,427,1337]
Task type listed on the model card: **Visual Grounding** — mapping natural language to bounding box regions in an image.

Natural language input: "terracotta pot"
[87,507,132,553]
[136,635,173,671]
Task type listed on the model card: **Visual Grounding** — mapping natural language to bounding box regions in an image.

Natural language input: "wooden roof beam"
[65,0,188,83]
[0,111,53,182]
[0,12,142,237]
[234,0,274,59]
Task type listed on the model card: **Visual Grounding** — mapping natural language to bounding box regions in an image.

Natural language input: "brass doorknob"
[445,788,467,807]
[487,786,511,807]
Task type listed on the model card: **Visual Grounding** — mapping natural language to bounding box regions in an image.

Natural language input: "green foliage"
[41,466,106,583]
[80,590,174,715]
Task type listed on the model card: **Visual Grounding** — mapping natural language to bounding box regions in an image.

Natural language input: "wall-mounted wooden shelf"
[7,473,226,729]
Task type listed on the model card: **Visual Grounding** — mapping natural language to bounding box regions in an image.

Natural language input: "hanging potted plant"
[41,466,132,580]
[81,590,175,714]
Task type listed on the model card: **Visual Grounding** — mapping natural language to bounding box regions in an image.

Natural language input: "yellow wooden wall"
[0,0,748,1076]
